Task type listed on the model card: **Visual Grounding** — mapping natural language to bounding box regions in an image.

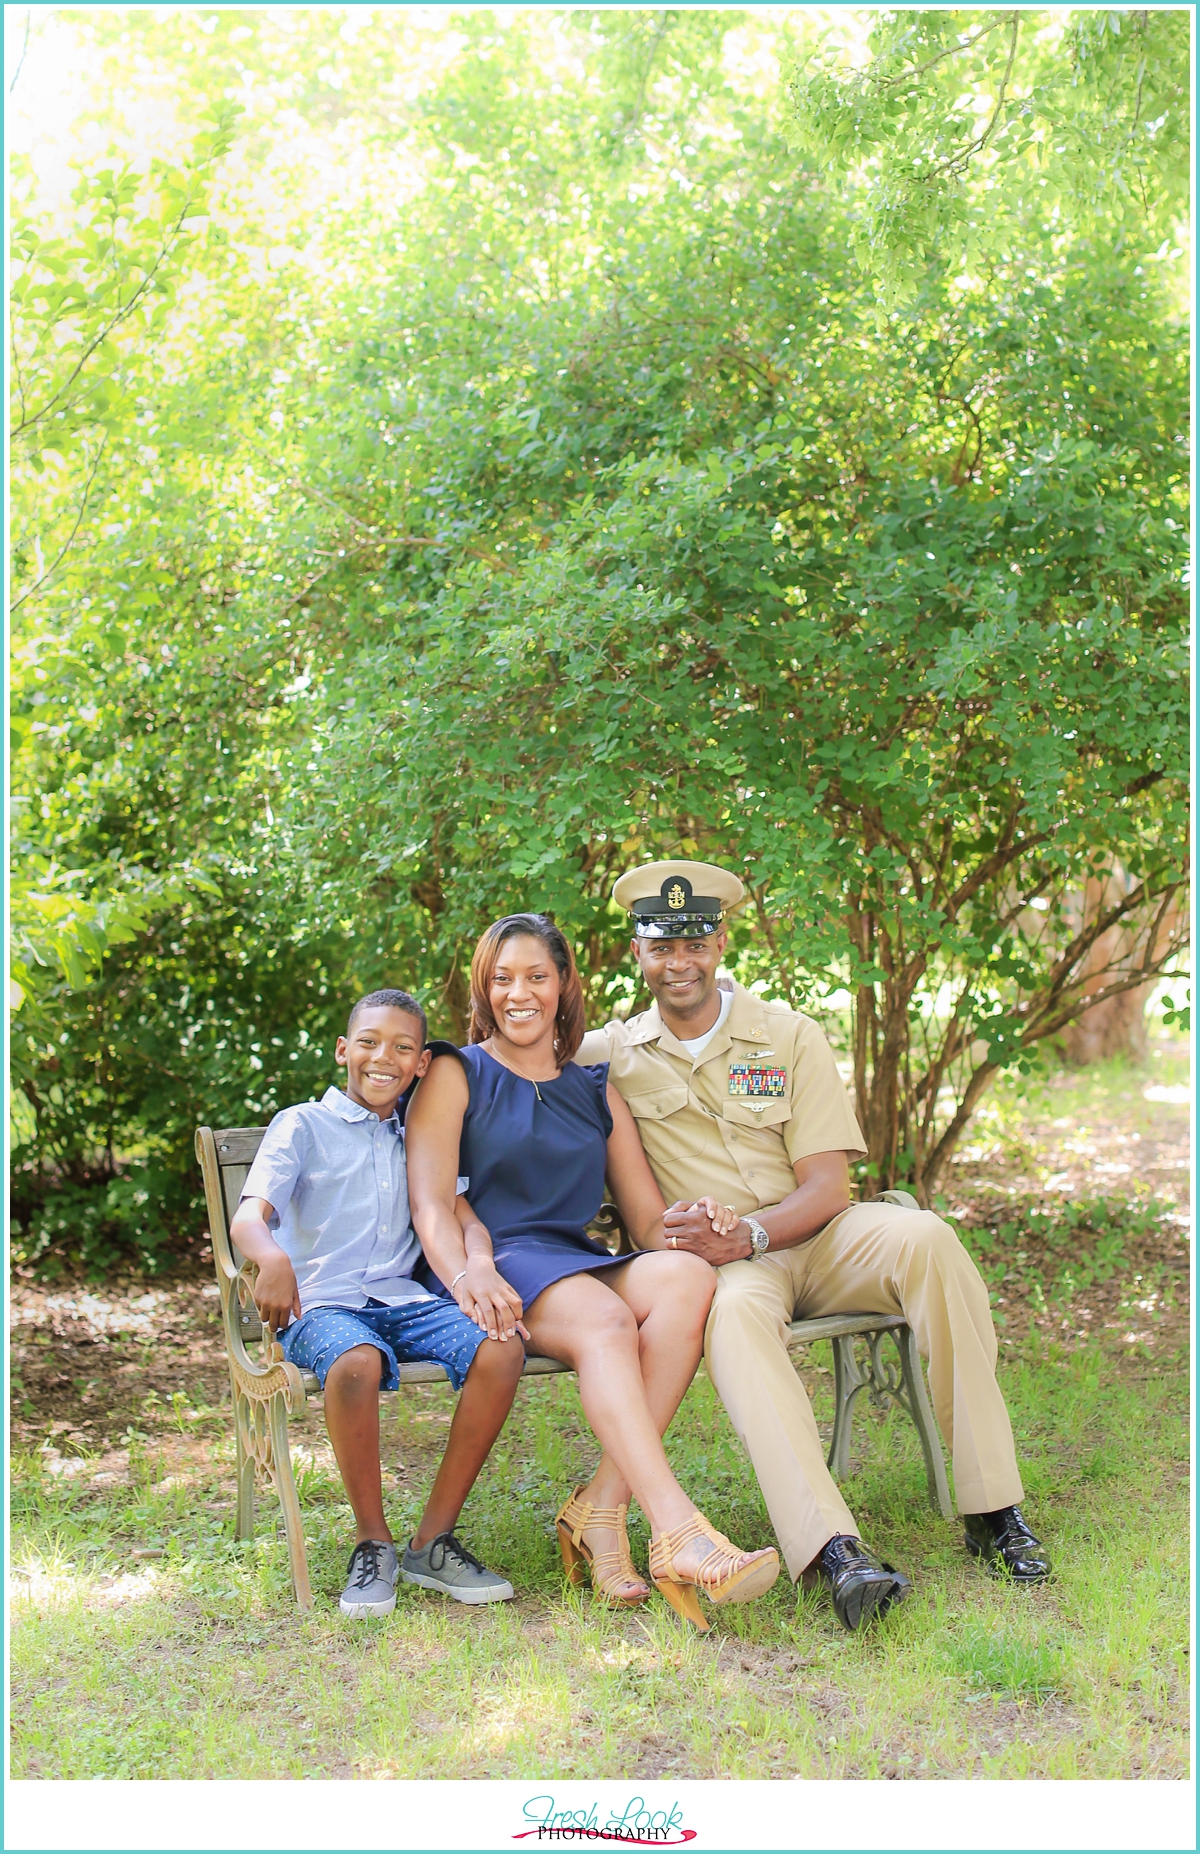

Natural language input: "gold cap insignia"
[667,882,686,910]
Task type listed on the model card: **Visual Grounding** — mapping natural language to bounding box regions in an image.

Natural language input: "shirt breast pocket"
[624,1084,707,1156]
[721,1097,792,1134]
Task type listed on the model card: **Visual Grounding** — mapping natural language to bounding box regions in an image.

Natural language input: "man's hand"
[251,1251,302,1331]
[457,1255,530,1343]
[662,1199,753,1267]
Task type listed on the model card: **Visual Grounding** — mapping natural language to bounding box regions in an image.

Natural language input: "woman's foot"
[556,1483,650,1603]
[649,1510,780,1628]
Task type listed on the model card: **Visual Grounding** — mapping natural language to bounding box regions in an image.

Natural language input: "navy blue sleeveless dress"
[419,1043,629,1309]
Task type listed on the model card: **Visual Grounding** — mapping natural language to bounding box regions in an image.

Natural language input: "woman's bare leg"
[526,1267,757,1590]
[584,1251,714,1514]
[526,1274,698,1531]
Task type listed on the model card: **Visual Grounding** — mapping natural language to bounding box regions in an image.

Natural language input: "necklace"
[483,1037,557,1102]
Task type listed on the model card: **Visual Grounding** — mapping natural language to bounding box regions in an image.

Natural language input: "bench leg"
[827,1334,869,1479]
[232,1376,313,1609]
[269,1390,313,1610]
[234,1408,256,1542]
[894,1326,954,1519]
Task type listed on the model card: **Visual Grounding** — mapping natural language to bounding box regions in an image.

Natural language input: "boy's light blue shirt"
[240,1084,438,1313]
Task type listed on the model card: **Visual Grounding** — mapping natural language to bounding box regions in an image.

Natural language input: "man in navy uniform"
[576,860,1050,1629]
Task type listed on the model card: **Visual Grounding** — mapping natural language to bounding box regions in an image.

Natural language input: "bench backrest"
[195,1125,269,1348]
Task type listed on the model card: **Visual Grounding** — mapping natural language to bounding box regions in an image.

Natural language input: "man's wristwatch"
[743,1216,770,1260]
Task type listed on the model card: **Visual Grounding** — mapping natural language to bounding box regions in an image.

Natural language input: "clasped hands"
[662,1196,752,1266]
[453,1254,530,1344]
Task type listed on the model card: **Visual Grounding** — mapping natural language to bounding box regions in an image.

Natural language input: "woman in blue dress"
[407,913,779,1630]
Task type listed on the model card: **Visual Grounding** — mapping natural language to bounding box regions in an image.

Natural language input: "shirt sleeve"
[574,1026,613,1065]
[783,1018,868,1164]
[241,1109,310,1226]
[579,1062,614,1138]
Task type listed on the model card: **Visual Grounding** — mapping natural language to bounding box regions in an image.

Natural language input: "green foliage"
[955,1191,1175,1308]
[786,9,1189,306]
[9,10,1189,1270]
[1159,988,1190,1034]
[10,103,240,607]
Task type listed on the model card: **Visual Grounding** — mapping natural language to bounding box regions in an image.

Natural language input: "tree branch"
[11,433,108,611]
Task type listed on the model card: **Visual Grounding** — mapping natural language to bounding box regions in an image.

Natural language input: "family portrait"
[8,3,1191,1847]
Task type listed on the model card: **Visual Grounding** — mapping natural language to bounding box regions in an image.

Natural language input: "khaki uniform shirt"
[576,982,866,1216]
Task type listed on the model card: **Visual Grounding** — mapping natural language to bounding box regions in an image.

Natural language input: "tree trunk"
[1061,983,1151,1064]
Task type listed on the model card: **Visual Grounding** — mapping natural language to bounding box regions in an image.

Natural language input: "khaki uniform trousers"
[703,1201,1025,1580]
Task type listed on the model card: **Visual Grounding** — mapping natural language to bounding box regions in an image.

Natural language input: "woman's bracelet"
[449,1267,469,1294]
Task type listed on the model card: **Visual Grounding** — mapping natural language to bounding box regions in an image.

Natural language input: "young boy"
[230,988,526,1617]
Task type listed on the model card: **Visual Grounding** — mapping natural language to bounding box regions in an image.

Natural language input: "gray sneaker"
[401,1531,514,1604]
[339,1538,399,1617]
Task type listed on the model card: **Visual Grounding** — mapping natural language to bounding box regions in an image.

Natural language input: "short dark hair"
[468,913,586,1062]
[346,989,427,1041]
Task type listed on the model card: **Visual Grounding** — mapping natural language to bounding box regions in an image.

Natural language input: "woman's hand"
[456,1255,530,1344]
[696,1196,739,1236]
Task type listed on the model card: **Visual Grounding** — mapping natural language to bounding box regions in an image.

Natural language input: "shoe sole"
[401,1570,515,1604]
[705,1551,781,1607]
[838,1574,911,1631]
[339,1592,397,1617]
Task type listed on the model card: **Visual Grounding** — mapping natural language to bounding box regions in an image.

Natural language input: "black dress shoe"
[815,1534,913,1631]
[964,1505,1052,1582]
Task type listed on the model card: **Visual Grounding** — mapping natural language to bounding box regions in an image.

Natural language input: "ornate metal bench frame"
[196,1126,952,1609]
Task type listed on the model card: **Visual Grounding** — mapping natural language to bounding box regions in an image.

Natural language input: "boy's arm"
[228,1198,302,1330]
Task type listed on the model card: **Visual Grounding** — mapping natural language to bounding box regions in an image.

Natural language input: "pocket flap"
[624,1085,691,1122]
[722,1096,792,1130]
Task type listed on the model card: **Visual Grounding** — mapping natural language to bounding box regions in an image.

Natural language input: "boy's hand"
[252,1252,302,1331]
[456,1256,529,1344]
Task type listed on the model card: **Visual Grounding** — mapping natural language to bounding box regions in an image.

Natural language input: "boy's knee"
[467,1335,526,1385]
[325,1342,385,1394]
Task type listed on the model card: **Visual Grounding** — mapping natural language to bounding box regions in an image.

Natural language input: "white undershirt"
[674,984,733,1059]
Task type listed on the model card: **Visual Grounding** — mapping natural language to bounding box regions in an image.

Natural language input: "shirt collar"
[630,980,762,1055]
[725,981,772,1043]
[319,1084,400,1129]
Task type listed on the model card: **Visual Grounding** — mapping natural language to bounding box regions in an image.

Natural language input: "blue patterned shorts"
[280,1296,489,1392]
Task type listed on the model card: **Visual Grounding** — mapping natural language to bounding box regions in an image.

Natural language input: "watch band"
[744,1216,770,1259]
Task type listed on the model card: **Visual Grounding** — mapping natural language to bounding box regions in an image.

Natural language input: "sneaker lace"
[349,1540,387,1588]
[428,1531,486,1575]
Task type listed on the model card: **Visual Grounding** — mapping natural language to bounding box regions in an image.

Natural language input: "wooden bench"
[196,1125,952,1608]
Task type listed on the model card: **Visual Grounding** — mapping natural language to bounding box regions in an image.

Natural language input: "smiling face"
[632,925,728,1029]
[335,1006,430,1116]
[487,934,563,1055]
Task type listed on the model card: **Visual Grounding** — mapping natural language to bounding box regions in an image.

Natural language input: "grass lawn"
[9,1046,1190,1780]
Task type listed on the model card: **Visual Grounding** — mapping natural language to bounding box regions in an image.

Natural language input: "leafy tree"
[8,9,1189,1273]
[785,8,1189,306]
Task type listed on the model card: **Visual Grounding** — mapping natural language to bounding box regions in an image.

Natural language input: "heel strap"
[558,1488,630,1549]
[649,1512,743,1591]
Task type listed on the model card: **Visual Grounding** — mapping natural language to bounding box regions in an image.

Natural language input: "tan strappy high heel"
[648,1513,780,1631]
[555,1485,650,1606]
